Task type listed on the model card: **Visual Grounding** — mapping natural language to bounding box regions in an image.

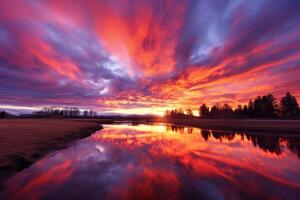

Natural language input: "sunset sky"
[0,0,300,115]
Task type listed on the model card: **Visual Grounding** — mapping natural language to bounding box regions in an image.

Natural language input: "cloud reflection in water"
[2,124,300,200]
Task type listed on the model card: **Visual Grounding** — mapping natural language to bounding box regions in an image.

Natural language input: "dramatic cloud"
[0,0,300,115]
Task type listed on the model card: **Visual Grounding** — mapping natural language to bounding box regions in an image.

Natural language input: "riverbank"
[162,118,300,133]
[0,119,102,190]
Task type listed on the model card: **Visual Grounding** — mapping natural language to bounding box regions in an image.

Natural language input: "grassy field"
[163,118,300,133]
[0,119,102,190]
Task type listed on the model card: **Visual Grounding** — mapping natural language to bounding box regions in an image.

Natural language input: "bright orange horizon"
[0,0,300,115]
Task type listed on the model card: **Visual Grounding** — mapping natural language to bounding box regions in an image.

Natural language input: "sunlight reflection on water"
[2,124,300,200]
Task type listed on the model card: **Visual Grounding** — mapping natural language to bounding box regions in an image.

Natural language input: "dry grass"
[0,119,101,189]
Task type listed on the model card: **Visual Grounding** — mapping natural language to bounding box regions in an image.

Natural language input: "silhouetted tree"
[165,92,299,119]
[235,105,243,115]
[253,94,277,118]
[34,106,81,118]
[253,96,263,117]
[165,108,196,119]
[210,105,219,118]
[264,94,277,117]
[222,104,234,118]
[165,108,182,119]
[248,100,254,117]
[186,109,193,117]
[242,105,248,116]
[199,104,210,118]
[207,104,235,118]
[83,110,89,117]
[279,92,299,118]
[178,108,184,116]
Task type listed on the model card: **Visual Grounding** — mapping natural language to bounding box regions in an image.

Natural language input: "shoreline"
[0,119,102,191]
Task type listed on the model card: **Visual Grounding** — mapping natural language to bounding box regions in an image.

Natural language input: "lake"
[1,123,300,200]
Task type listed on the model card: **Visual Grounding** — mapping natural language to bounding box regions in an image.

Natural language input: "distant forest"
[32,107,97,118]
[165,92,300,119]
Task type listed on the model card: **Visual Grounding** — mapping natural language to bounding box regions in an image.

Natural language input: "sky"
[0,0,300,115]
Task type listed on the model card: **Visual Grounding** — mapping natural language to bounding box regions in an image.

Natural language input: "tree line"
[34,106,97,118]
[165,92,300,119]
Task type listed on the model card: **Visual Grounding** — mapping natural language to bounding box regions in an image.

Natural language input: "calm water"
[2,124,300,200]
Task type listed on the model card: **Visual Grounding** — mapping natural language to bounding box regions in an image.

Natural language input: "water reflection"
[167,125,300,158]
[2,124,300,200]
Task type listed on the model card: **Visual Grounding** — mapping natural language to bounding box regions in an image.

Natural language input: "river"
[1,123,300,200]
